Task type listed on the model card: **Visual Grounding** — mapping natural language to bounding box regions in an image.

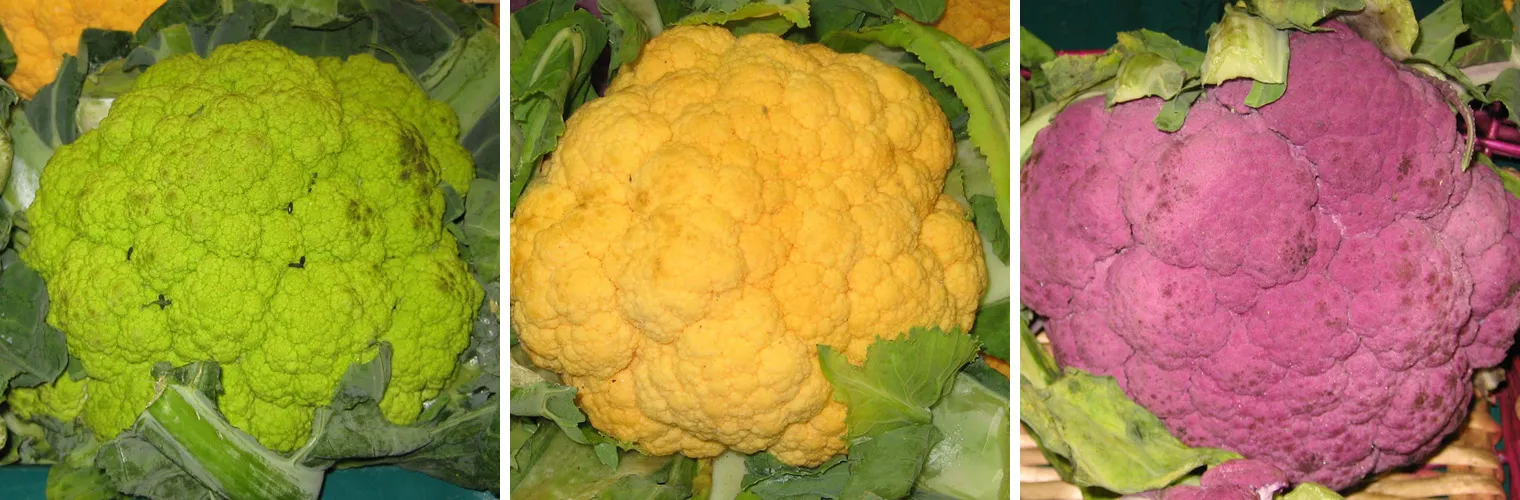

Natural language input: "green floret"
[21,40,483,452]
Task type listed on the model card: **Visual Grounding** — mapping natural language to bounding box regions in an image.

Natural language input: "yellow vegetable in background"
[510,25,988,467]
[0,0,164,97]
[930,0,1010,48]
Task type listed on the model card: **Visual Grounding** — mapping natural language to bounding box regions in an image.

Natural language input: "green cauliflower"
[21,40,483,452]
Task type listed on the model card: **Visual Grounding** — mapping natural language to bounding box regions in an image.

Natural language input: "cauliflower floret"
[1022,22,1520,489]
[23,41,482,452]
[510,26,987,466]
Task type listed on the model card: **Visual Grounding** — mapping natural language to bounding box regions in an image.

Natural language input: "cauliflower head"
[930,0,1010,49]
[22,41,483,452]
[0,0,164,97]
[1022,23,1520,489]
[6,375,88,423]
[510,26,987,466]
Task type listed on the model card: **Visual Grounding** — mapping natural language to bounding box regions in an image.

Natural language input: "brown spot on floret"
[347,201,362,221]
[1394,262,1416,281]
[1398,157,1412,177]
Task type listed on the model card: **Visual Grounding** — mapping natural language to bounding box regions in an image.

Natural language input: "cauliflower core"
[23,41,483,452]
[1022,23,1520,489]
[511,26,987,466]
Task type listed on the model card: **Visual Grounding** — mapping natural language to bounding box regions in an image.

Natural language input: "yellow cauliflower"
[930,0,1010,48]
[0,0,164,97]
[510,26,987,466]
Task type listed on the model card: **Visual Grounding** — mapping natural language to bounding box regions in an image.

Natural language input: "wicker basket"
[1018,333,1508,500]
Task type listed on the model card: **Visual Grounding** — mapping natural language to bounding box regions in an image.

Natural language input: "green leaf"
[1451,38,1512,67]
[44,438,116,500]
[838,423,939,499]
[1282,483,1347,500]
[1487,67,1520,120]
[1110,52,1190,103]
[26,55,85,149]
[390,402,501,492]
[509,9,608,211]
[298,345,433,466]
[1490,163,1520,200]
[1020,370,1241,494]
[891,0,945,24]
[97,436,218,499]
[0,22,16,78]
[1336,0,1419,59]
[1017,309,1058,389]
[512,0,578,38]
[843,18,1011,231]
[818,326,979,439]
[1248,0,1364,30]
[460,178,501,282]
[1201,5,1290,86]
[1041,51,1123,103]
[740,454,850,498]
[675,0,812,29]
[1244,79,1287,107]
[1463,0,1512,40]
[511,423,686,499]
[1152,88,1203,132]
[601,0,655,73]
[510,381,590,444]
[970,298,1011,361]
[0,259,68,392]
[916,373,1012,500]
[419,26,502,151]
[1020,27,1056,69]
[1412,0,1468,64]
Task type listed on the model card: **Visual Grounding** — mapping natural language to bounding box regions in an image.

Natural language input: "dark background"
[1022,0,1448,51]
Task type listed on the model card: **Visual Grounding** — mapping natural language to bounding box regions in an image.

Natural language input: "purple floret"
[1022,21,1520,490]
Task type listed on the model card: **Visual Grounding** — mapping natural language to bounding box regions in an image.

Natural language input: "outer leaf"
[0,259,68,391]
[1248,0,1364,30]
[1412,0,1467,64]
[847,17,1011,230]
[1021,26,1056,68]
[740,454,850,498]
[1200,5,1289,85]
[1110,52,1190,103]
[97,436,218,499]
[420,26,502,147]
[1244,80,1287,107]
[391,402,501,492]
[970,298,1011,361]
[1451,38,1512,67]
[817,326,979,439]
[299,345,433,464]
[461,178,501,282]
[891,0,945,24]
[601,0,654,72]
[916,373,1011,500]
[1490,163,1520,200]
[1020,370,1241,494]
[837,424,939,499]
[509,9,608,210]
[1153,88,1203,132]
[675,0,812,28]
[1463,0,1512,40]
[509,381,590,444]
[1486,67,1520,120]
[1336,0,1419,59]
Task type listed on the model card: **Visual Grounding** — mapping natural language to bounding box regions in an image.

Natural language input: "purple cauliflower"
[1157,460,1290,500]
[1022,22,1520,489]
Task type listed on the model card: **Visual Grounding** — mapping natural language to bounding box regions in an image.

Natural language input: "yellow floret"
[0,0,165,97]
[509,26,986,467]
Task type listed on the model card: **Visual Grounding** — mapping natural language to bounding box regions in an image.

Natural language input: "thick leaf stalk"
[137,384,325,500]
